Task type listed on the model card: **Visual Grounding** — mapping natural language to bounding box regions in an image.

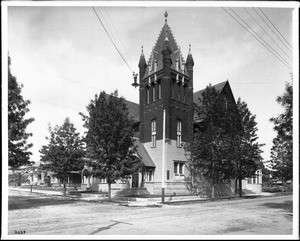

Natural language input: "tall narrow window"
[158,83,162,99]
[183,87,186,102]
[178,85,181,101]
[174,161,185,179]
[146,88,150,104]
[171,82,175,98]
[177,120,182,147]
[152,85,156,101]
[151,119,156,147]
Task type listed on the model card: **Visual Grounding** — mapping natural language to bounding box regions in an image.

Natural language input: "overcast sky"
[3,2,298,167]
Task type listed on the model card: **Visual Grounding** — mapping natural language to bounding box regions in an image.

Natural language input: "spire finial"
[164,11,168,23]
[189,44,191,53]
[141,46,143,53]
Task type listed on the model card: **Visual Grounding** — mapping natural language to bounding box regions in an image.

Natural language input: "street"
[7,189,293,236]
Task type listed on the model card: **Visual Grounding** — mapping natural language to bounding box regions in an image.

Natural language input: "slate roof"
[193,81,228,104]
[124,99,139,122]
[133,138,156,167]
[142,22,189,79]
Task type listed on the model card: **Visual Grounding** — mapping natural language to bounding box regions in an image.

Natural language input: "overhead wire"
[252,7,293,54]
[222,7,292,71]
[92,6,134,73]
[104,7,132,63]
[30,98,81,112]
[243,8,292,62]
[258,7,293,50]
[228,7,292,70]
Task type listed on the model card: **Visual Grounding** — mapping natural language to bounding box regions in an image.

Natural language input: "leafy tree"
[233,98,264,197]
[80,91,141,201]
[261,164,272,186]
[185,85,240,198]
[269,81,293,192]
[40,118,85,196]
[8,56,34,172]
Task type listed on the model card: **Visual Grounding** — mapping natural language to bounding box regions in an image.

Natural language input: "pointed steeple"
[186,44,194,67]
[186,44,194,80]
[138,46,147,80]
[138,46,147,68]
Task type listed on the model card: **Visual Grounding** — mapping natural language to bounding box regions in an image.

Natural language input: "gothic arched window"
[177,120,182,147]
[146,87,150,104]
[151,119,156,147]
[152,84,156,101]
[158,82,162,99]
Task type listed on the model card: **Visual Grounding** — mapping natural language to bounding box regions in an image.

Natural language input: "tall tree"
[80,91,141,201]
[8,56,35,178]
[185,85,240,198]
[269,81,293,191]
[233,98,264,197]
[39,118,85,196]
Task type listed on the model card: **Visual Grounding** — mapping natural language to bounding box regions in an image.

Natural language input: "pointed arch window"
[152,84,156,101]
[151,119,156,147]
[158,82,162,99]
[177,85,181,101]
[177,120,182,147]
[146,87,150,104]
[171,81,175,99]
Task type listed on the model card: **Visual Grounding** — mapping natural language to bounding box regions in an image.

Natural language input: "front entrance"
[132,173,139,188]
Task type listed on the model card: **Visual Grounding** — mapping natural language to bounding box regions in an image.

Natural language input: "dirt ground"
[5,189,294,236]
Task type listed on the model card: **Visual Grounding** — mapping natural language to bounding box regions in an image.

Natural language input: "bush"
[262,186,283,193]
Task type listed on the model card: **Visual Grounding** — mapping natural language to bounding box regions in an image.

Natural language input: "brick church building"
[123,11,262,196]
[44,12,262,196]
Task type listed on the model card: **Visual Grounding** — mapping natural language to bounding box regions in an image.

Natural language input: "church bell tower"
[135,11,194,144]
[132,12,195,194]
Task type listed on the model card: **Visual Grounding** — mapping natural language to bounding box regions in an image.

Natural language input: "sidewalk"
[8,186,292,206]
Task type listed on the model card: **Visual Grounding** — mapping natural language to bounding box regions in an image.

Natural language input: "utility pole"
[162,109,166,203]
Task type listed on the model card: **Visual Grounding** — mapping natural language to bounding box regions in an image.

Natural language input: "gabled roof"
[124,99,139,122]
[133,139,156,168]
[193,81,228,104]
[142,22,189,79]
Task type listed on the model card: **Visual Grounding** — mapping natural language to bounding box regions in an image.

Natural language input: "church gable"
[142,21,189,80]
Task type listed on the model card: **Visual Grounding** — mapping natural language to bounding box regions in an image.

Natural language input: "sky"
[3,2,299,168]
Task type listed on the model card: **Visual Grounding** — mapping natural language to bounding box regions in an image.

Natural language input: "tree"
[39,118,85,196]
[185,85,240,198]
[8,56,35,171]
[269,81,293,192]
[80,91,141,201]
[233,98,264,197]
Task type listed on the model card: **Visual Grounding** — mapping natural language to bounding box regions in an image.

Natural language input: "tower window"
[177,120,182,147]
[177,85,181,101]
[158,83,162,99]
[152,85,156,101]
[151,119,156,147]
[146,88,150,104]
[183,87,186,102]
[171,82,175,99]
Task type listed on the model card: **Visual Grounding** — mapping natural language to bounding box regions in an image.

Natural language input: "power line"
[104,7,132,63]
[30,98,81,112]
[14,62,139,104]
[253,7,293,54]
[243,8,292,62]
[92,6,134,73]
[228,7,292,70]
[222,7,292,71]
[258,7,293,49]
